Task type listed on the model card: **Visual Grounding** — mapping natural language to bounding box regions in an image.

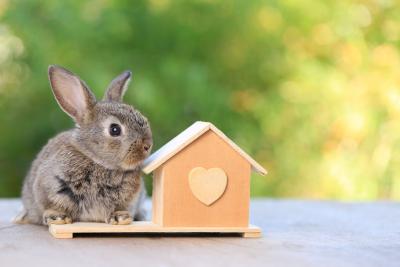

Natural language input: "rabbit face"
[48,65,152,170]
[78,102,153,170]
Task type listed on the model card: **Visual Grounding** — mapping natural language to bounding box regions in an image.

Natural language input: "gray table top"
[0,199,398,267]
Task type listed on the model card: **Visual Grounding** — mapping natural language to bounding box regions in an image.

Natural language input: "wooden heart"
[188,167,228,206]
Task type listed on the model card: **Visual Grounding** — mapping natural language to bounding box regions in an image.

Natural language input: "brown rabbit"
[14,65,152,225]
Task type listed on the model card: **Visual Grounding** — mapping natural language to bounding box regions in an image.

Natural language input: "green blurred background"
[0,0,399,200]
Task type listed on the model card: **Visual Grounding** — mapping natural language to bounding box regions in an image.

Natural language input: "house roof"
[142,121,267,175]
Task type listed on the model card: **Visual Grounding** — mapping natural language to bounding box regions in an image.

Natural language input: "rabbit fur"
[14,65,152,225]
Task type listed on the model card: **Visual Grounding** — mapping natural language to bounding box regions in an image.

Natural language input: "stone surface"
[0,199,399,267]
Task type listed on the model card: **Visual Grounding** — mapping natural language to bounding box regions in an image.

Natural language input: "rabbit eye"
[109,123,121,137]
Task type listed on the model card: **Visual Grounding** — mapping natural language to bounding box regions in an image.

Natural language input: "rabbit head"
[48,65,152,170]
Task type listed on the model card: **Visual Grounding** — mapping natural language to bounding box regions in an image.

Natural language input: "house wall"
[152,167,164,225]
[156,129,251,227]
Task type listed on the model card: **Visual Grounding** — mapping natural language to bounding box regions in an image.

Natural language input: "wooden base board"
[49,221,261,239]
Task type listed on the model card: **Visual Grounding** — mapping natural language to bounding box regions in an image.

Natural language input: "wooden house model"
[143,121,267,229]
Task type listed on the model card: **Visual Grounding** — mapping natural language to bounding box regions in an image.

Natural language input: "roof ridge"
[142,121,267,175]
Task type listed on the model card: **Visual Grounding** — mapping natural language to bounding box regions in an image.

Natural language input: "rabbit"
[14,65,152,225]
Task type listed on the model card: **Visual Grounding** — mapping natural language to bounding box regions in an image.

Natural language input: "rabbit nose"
[142,141,152,152]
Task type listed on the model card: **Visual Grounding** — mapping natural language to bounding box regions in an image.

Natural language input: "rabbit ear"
[48,65,96,123]
[103,71,132,102]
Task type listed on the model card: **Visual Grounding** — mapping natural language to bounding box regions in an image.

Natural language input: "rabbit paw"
[43,210,72,225]
[107,211,133,225]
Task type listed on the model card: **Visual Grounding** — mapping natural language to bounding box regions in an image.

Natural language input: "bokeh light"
[0,0,399,200]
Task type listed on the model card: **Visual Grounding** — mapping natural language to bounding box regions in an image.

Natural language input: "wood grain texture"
[48,221,261,238]
[143,121,210,174]
[1,199,399,267]
[151,168,164,225]
[142,121,267,175]
[188,167,227,206]
[160,130,251,227]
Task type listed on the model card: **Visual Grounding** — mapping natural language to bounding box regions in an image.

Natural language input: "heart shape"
[188,167,228,206]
